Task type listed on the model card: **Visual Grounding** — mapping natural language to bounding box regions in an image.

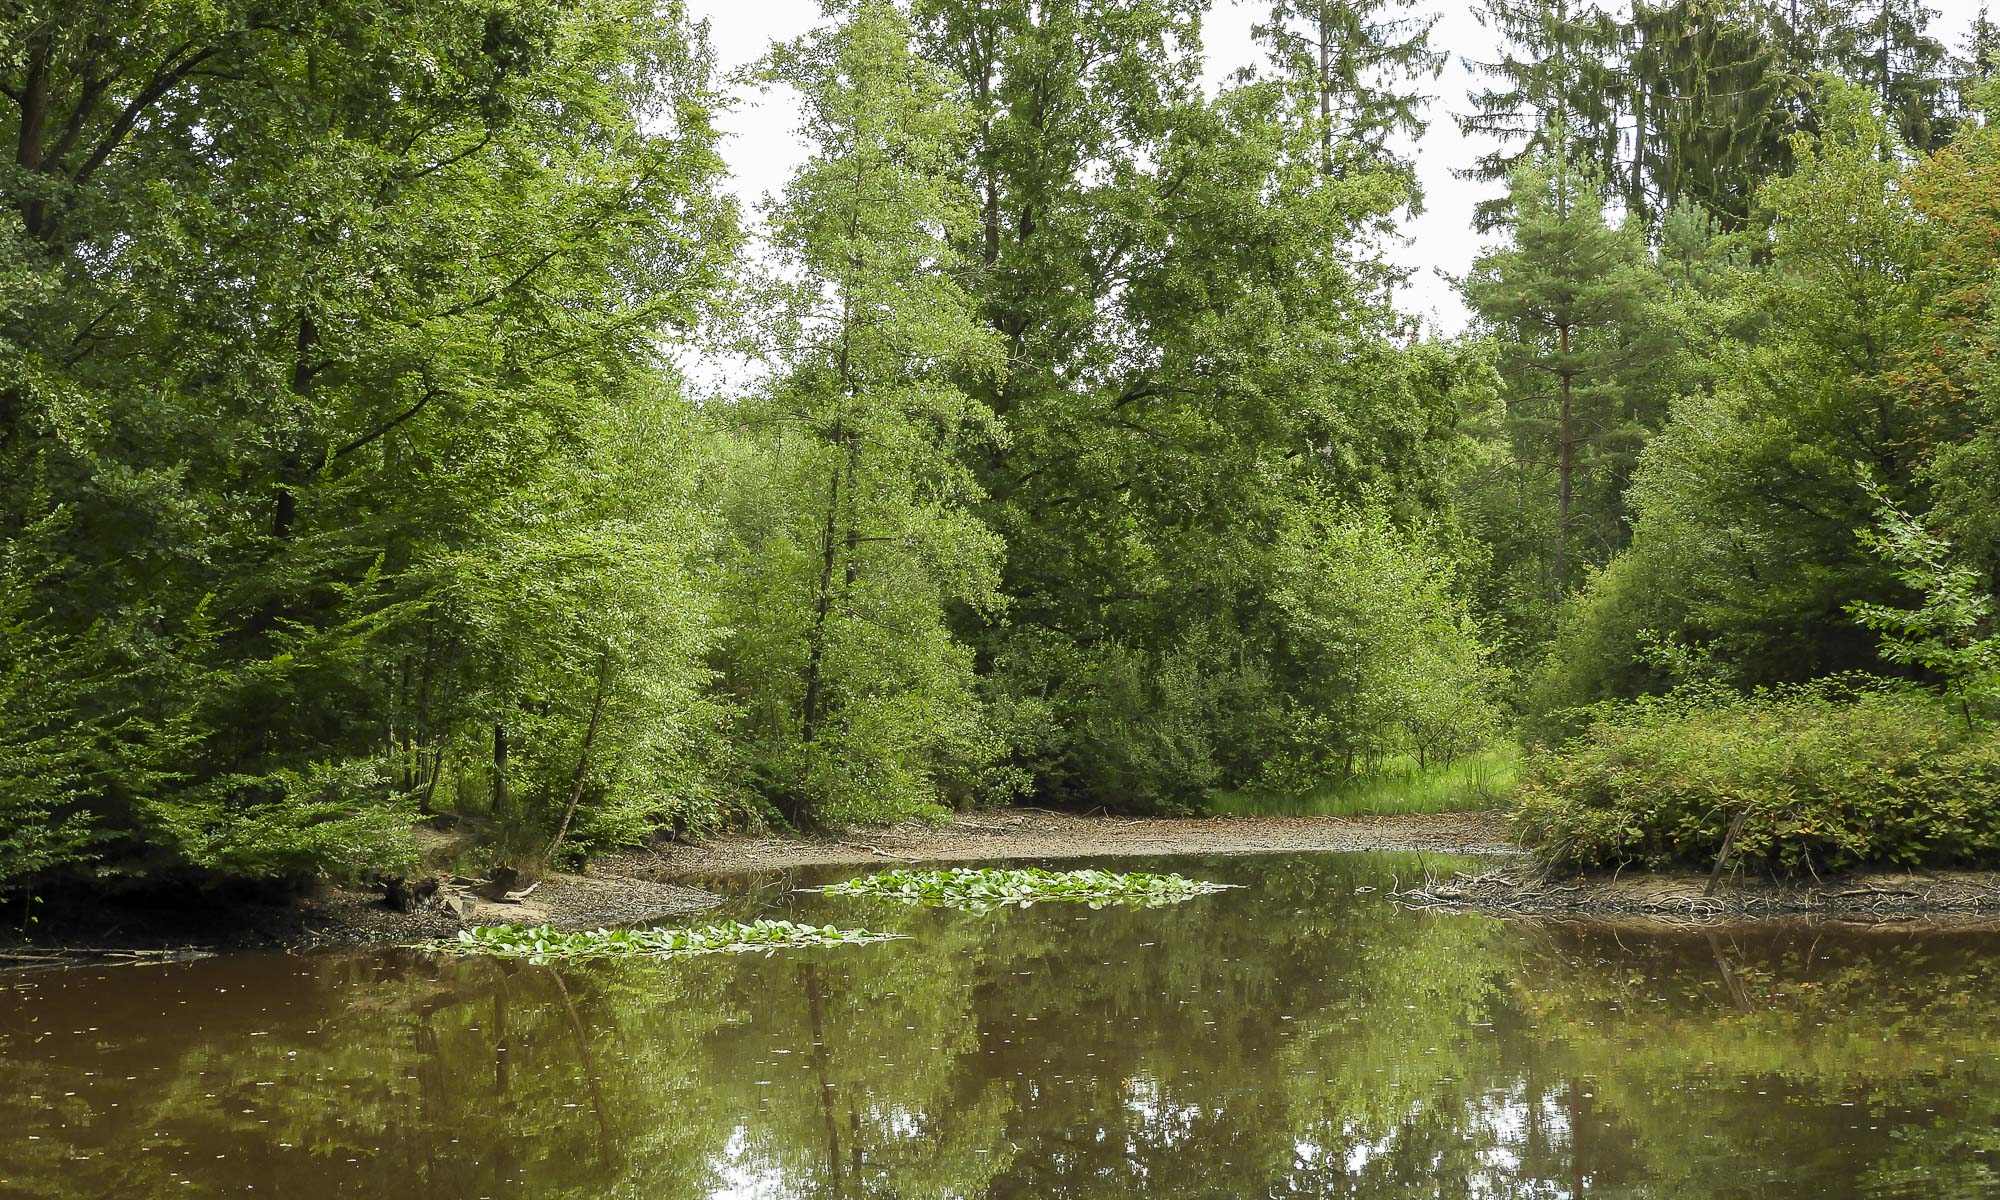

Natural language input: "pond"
[2,851,1998,1198]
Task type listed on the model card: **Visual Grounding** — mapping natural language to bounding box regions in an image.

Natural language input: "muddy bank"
[1395,863,2000,924]
[2,811,1508,964]
[606,808,1519,878]
[0,871,721,967]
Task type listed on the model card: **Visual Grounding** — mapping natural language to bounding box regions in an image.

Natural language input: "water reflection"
[2,852,1998,1198]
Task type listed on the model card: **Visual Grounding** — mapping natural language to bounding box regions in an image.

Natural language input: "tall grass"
[1208,745,1520,818]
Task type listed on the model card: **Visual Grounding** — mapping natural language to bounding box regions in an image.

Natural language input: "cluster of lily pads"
[424,868,1230,961]
[427,918,901,963]
[818,866,1236,910]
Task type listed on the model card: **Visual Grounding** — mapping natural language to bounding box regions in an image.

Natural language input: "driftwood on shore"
[0,946,218,971]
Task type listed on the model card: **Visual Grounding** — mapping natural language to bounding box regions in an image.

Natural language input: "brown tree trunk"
[1318,14,1334,175]
[1556,323,1575,596]
[800,458,843,749]
[272,310,318,544]
[492,722,511,820]
[542,649,613,869]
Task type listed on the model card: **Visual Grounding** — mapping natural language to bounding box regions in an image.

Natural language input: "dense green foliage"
[819,866,1233,908]
[0,0,739,885]
[1516,682,2000,872]
[3,0,1997,885]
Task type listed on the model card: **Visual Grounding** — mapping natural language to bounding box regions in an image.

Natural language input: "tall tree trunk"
[1556,325,1575,596]
[13,35,52,242]
[800,454,843,750]
[492,721,511,821]
[272,310,318,543]
[975,33,999,269]
[1318,13,1334,175]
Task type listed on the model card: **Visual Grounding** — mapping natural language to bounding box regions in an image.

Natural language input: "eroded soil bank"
[24,808,2000,959]
[605,808,1518,877]
[0,811,1513,963]
[1395,862,2000,926]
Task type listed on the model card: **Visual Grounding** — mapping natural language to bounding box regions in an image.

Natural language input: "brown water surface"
[2,851,1997,1198]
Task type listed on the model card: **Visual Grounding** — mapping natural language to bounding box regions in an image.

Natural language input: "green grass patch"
[1208,746,1520,818]
[422,919,902,962]
[818,867,1235,910]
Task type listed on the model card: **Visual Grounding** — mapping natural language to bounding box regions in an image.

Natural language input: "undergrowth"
[1514,681,2000,874]
[1207,746,1520,818]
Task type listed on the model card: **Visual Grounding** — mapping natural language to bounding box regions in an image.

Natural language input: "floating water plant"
[818,867,1235,910]
[423,919,902,962]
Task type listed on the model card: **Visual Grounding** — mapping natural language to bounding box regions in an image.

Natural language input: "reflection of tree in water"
[1508,921,2000,1200]
[6,855,2000,1197]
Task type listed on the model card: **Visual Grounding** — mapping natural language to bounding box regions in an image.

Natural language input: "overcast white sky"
[689,0,1989,336]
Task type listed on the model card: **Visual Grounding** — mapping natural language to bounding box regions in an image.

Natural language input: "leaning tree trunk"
[541,649,613,869]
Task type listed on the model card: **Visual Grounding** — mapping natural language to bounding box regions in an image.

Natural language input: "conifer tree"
[1629,0,1795,226]
[1767,0,1957,150]
[1253,0,1445,182]
[1462,141,1661,596]
[1956,7,2000,102]
[1822,0,1958,149]
[1458,0,1626,228]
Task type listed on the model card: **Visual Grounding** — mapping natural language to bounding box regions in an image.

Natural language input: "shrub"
[1513,682,2000,874]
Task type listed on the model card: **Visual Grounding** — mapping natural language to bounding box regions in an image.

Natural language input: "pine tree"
[1629,0,1795,226]
[1458,0,1627,228]
[1957,7,2000,104]
[1826,0,1957,150]
[1462,140,1661,596]
[1768,0,1957,150]
[1252,0,1445,182]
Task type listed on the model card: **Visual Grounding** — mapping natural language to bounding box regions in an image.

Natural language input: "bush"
[1514,682,2000,874]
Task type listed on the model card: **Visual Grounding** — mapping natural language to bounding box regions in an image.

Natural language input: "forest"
[2,0,1998,890]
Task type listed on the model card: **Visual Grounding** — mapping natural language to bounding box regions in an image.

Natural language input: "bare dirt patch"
[294,872,722,946]
[603,808,1519,878]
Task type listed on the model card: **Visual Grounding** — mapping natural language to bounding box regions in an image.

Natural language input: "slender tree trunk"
[975,34,999,269]
[840,442,863,590]
[398,655,415,796]
[419,745,445,814]
[1556,325,1575,596]
[1318,14,1334,175]
[1629,35,1648,218]
[1879,0,1892,110]
[800,455,843,749]
[542,649,613,868]
[803,963,844,1189]
[272,310,318,543]
[492,721,511,820]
